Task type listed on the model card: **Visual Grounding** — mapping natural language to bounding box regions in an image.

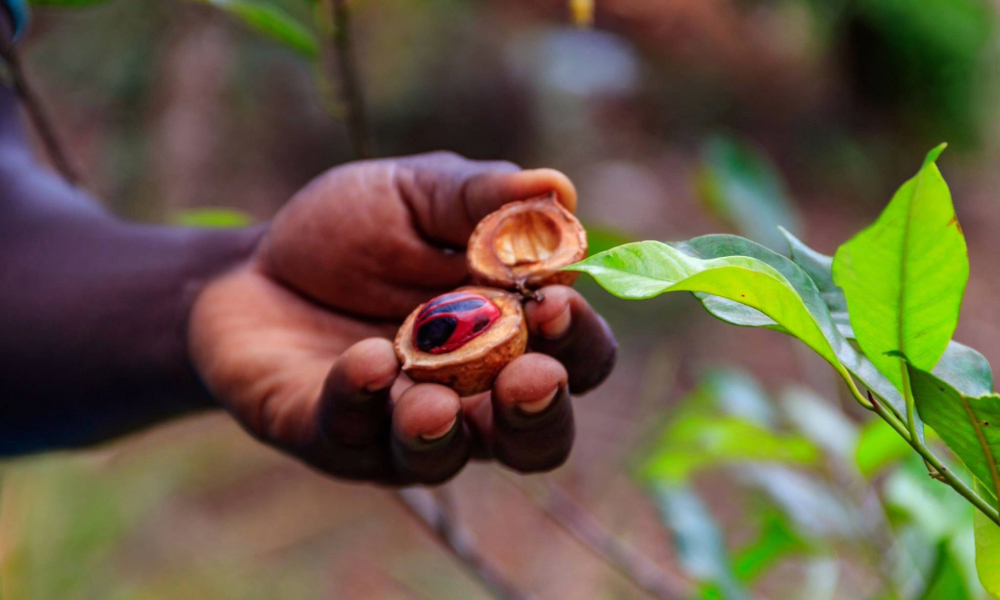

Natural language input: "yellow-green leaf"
[832,144,968,393]
[567,241,853,384]
[974,480,1000,595]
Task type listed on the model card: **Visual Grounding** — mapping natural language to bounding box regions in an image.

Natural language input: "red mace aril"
[395,287,528,396]
[413,292,502,354]
[395,193,587,396]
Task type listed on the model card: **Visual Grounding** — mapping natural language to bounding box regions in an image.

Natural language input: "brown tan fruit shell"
[467,193,588,291]
[394,286,528,397]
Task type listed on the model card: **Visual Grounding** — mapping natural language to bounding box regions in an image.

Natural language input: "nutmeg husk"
[395,286,528,396]
[467,194,587,291]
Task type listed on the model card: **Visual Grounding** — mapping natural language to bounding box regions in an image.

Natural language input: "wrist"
[171,223,268,410]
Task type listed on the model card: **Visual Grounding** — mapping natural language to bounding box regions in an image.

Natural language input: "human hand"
[188,152,617,484]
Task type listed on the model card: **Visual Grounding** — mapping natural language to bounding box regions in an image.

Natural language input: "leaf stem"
[0,40,80,184]
[867,392,1000,526]
[325,0,373,159]
[899,363,920,443]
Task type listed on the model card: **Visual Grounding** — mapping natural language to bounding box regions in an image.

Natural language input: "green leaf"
[196,0,319,58]
[567,241,852,385]
[909,365,1000,506]
[172,207,254,228]
[832,145,968,393]
[782,228,992,397]
[695,135,801,250]
[779,227,848,328]
[652,484,749,600]
[974,480,1000,595]
[675,234,907,418]
[641,413,821,483]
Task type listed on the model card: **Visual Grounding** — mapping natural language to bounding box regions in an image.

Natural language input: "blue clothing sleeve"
[1,0,28,41]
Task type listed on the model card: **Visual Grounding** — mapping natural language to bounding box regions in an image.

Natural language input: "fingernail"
[364,372,397,393]
[539,306,571,339]
[519,386,560,415]
[420,417,457,442]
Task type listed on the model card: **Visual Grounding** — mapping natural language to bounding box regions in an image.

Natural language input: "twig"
[531,480,694,600]
[0,42,80,184]
[393,488,538,600]
[867,390,1000,525]
[325,0,373,159]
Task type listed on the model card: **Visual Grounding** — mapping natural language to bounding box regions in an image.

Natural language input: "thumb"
[462,168,578,221]
[395,152,577,247]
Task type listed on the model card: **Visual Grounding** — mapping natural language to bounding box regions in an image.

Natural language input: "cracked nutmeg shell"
[467,193,588,291]
[395,287,528,396]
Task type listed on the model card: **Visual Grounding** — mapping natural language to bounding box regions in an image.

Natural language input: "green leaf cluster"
[572,144,1000,593]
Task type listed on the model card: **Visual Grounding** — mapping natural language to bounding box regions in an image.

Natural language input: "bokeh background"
[3,0,1000,598]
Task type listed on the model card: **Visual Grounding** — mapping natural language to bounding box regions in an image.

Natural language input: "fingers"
[394,151,577,247]
[312,339,575,481]
[391,384,471,484]
[488,354,574,472]
[314,339,470,484]
[312,338,400,481]
[525,286,617,394]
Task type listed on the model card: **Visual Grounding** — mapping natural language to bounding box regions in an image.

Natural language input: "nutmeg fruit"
[395,193,587,396]
[467,193,587,291]
[395,287,528,396]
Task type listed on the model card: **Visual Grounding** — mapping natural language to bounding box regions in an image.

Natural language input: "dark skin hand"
[0,11,616,478]
[190,153,617,484]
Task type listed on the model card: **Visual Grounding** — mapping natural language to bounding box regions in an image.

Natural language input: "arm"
[0,83,262,453]
[0,18,616,481]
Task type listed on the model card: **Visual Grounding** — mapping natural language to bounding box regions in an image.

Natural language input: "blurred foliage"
[193,0,319,58]
[841,0,995,147]
[637,365,990,599]
[695,136,801,251]
[0,430,327,599]
[172,207,254,228]
[582,223,633,257]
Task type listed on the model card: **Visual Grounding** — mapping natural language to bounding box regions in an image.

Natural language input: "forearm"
[0,115,264,454]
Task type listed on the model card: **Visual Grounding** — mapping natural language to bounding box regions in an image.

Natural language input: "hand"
[188,152,617,485]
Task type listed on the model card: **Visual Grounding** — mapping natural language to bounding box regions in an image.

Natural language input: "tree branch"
[393,488,538,600]
[529,480,694,600]
[325,0,373,159]
[0,42,80,185]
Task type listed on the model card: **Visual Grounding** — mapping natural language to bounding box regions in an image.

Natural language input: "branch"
[528,480,694,600]
[325,0,373,159]
[868,390,1000,526]
[393,488,538,600]
[0,42,80,185]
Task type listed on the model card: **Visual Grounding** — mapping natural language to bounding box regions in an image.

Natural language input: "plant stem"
[868,392,1000,525]
[533,479,694,600]
[326,0,372,159]
[0,42,80,184]
[393,488,538,600]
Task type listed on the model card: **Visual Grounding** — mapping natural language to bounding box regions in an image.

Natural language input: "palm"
[189,152,615,484]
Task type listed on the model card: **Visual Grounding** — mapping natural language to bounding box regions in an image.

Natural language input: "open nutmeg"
[394,287,528,396]
[394,193,587,396]
[467,193,587,291]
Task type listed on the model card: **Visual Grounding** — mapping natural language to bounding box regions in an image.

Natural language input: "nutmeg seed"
[395,287,527,396]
